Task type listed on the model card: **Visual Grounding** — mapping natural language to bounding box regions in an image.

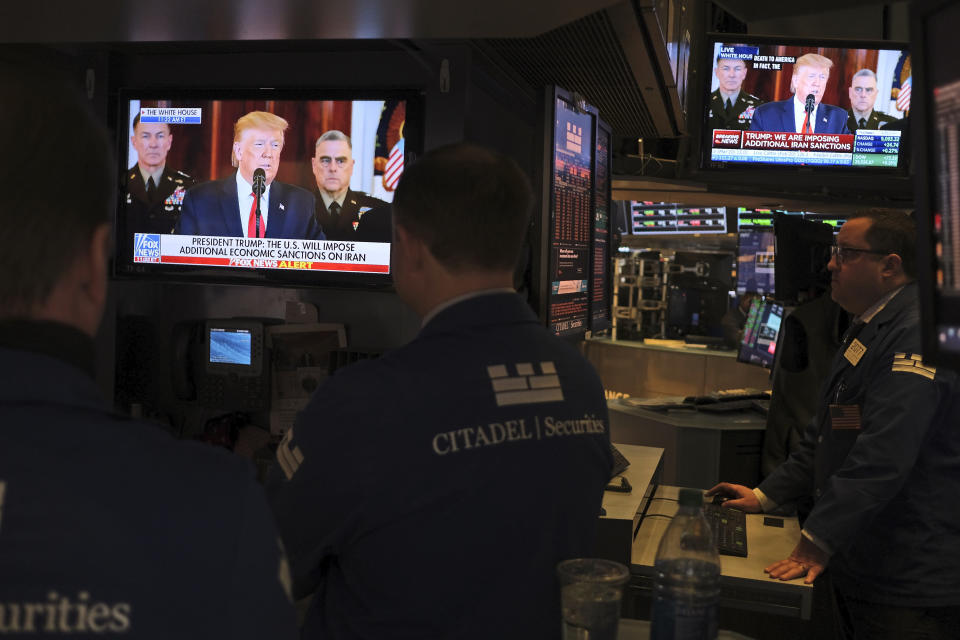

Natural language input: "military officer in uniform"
[125,113,196,234]
[311,129,390,241]
[709,53,762,131]
[846,69,899,132]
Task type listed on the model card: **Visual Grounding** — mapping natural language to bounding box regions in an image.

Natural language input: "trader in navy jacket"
[749,53,851,135]
[267,143,613,639]
[0,66,297,637]
[177,110,324,240]
[710,211,960,639]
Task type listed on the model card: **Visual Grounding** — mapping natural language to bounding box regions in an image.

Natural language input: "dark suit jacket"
[846,109,898,132]
[316,189,389,241]
[177,174,324,240]
[749,99,851,134]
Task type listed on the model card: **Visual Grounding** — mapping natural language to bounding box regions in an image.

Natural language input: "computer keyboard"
[703,503,748,557]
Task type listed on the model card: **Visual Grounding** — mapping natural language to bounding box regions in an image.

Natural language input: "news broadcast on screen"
[706,40,910,168]
[118,96,408,280]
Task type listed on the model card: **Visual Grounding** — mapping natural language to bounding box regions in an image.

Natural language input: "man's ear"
[80,223,111,313]
[393,224,425,270]
[881,252,903,278]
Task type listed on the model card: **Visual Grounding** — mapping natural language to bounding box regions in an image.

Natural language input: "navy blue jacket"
[759,283,960,606]
[749,98,851,134]
[267,292,612,639]
[0,321,298,638]
[177,174,324,240]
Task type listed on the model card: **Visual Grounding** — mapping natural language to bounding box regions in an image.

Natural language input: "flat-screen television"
[701,34,910,172]
[113,89,422,288]
[738,297,784,368]
[545,86,597,338]
[590,118,613,333]
[774,214,834,304]
[618,201,727,234]
[912,0,960,367]
[736,229,776,295]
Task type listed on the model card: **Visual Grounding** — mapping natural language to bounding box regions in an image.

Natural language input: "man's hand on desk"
[705,482,762,512]
[765,536,829,585]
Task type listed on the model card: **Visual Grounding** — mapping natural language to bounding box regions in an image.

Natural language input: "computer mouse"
[710,494,727,506]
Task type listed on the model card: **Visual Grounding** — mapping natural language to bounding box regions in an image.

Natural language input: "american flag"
[896,76,911,112]
[384,138,404,190]
[829,404,861,430]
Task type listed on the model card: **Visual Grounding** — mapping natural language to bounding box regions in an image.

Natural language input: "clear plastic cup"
[557,558,630,640]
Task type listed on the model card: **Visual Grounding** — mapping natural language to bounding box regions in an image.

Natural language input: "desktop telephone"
[173,319,270,411]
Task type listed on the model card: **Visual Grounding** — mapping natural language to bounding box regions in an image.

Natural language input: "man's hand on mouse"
[705,482,762,512]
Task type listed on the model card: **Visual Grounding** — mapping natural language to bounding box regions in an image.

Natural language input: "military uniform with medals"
[709,89,762,131]
[315,188,389,241]
[846,109,899,132]
[125,165,197,234]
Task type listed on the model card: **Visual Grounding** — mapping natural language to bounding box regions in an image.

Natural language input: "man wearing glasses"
[311,130,390,241]
[710,210,960,639]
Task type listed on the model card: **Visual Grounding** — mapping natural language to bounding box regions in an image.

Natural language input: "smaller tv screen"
[621,201,727,234]
[209,327,252,366]
[802,212,847,232]
[737,207,790,231]
[738,298,784,368]
[704,36,909,170]
[737,230,776,295]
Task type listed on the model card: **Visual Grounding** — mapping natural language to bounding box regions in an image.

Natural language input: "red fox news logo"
[133,234,161,263]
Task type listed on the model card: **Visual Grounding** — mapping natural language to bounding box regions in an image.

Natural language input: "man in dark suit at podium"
[124,114,196,235]
[177,111,323,240]
[311,130,390,241]
[750,53,850,135]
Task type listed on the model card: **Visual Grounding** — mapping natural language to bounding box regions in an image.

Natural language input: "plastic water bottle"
[650,488,721,640]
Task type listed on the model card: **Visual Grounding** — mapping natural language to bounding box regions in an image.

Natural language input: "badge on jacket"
[844,339,866,366]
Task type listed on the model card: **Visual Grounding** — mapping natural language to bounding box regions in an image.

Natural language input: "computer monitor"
[738,298,784,368]
[114,90,422,288]
[622,201,727,234]
[736,229,776,295]
[590,118,613,333]
[545,86,596,337]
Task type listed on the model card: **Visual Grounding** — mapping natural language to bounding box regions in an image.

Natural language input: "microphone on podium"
[805,94,815,114]
[252,168,266,238]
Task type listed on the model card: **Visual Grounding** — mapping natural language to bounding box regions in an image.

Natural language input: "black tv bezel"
[112,86,424,290]
[692,32,911,186]
[911,0,960,369]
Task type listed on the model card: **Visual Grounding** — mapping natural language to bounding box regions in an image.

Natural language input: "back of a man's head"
[392,143,532,272]
[0,62,113,315]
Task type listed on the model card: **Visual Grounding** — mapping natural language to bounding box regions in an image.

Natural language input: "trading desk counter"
[583,338,772,399]
[608,399,766,489]
[630,485,813,621]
